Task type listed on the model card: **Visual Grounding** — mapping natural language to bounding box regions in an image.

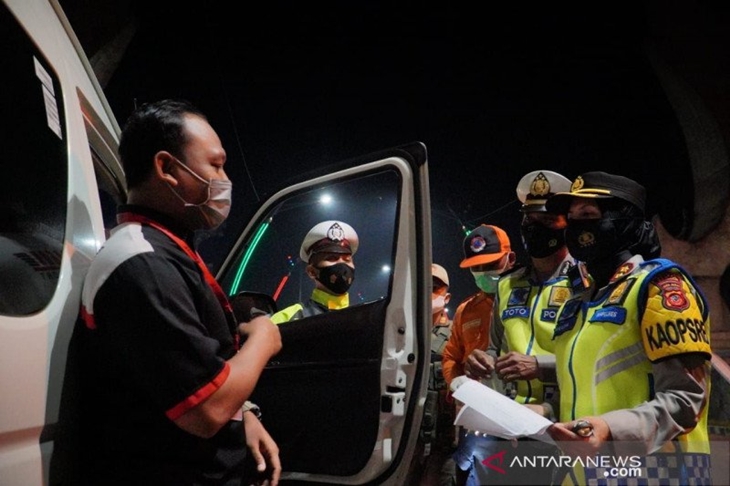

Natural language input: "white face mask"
[432,295,446,315]
[168,158,232,229]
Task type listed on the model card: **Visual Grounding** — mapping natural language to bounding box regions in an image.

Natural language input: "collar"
[117,204,194,241]
[310,287,349,310]
[526,253,577,283]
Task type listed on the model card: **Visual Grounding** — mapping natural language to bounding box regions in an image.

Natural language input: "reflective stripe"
[594,342,646,386]
[594,350,646,385]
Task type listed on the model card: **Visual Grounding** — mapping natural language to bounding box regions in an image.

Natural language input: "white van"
[0,0,126,484]
[0,1,432,484]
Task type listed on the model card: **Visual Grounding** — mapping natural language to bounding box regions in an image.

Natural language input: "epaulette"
[566,261,591,293]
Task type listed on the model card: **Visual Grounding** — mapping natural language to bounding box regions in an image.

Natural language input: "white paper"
[452,379,555,444]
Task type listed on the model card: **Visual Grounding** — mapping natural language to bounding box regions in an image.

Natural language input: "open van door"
[217,142,432,484]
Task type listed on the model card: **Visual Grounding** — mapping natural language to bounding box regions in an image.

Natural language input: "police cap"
[300,220,359,262]
[546,171,646,215]
[516,170,572,213]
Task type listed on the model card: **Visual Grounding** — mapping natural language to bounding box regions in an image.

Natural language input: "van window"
[220,169,399,309]
[0,3,67,316]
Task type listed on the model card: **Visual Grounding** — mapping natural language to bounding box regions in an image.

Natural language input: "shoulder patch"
[641,272,711,361]
[654,274,689,311]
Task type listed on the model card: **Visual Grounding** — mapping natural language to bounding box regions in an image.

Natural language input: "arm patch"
[641,271,711,361]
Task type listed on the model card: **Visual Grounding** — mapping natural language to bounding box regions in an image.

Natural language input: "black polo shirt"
[73,206,245,485]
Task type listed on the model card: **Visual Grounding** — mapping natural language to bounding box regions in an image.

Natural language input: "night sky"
[77,2,698,306]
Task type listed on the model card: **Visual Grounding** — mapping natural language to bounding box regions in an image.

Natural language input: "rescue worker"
[545,171,712,485]
[442,225,516,486]
[270,220,358,323]
[463,170,575,485]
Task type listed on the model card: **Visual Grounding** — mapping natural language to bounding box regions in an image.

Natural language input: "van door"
[217,142,432,484]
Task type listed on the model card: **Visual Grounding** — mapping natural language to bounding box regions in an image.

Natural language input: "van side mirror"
[230,291,278,323]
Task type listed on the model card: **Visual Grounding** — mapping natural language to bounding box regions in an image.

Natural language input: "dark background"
[59,1,730,308]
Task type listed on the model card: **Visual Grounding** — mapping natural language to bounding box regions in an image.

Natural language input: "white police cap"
[299,220,359,262]
[516,170,572,212]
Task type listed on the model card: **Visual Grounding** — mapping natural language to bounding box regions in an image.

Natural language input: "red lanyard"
[117,212,237,343]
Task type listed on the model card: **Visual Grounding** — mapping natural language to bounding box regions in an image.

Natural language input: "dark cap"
[546,171,646,215]
[459,224,511,268]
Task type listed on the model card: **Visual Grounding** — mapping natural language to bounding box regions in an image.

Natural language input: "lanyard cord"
[117,212,239,346]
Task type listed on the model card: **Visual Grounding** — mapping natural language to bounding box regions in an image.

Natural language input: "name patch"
[541,308,558,322]
[502,306,529,320]
[588,307,626,325]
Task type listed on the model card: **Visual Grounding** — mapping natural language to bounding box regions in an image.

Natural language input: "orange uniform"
[441,290,495,388]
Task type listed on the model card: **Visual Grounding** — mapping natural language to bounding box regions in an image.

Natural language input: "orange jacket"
[441,290,495,388]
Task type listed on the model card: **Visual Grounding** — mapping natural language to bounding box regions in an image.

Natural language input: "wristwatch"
[242,400,262,420]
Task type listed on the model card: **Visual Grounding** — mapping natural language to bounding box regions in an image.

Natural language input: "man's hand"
[464,349,495,380]
[243,411,281,486]
[494,351,539,382]
[238,315,282,358]
[547,416,611,459]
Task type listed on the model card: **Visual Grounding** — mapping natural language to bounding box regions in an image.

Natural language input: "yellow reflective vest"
[553,257,712,472]
[492,261,573,405]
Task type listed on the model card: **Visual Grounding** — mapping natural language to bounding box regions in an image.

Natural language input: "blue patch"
[507,288,530,306]
[541,308,559,322]
[502,306,529,320]
[553,298,582,338]
[588,307,626,325]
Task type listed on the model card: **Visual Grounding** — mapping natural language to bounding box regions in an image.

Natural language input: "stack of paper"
[452,379,555,444]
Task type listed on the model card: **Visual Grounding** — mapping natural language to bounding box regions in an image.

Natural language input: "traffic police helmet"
[300,220,359,262]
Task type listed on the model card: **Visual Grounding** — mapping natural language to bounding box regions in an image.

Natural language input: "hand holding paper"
[452,379,554,444]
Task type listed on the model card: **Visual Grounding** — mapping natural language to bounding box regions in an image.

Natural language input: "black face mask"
[520,221,565,258]
[565,218,620,264]
[316,263,355,294]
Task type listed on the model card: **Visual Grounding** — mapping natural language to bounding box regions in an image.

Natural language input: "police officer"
[464,170,575,485]
[465,170,574,411]
[545,171,712,485]
[270,220,359,323]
